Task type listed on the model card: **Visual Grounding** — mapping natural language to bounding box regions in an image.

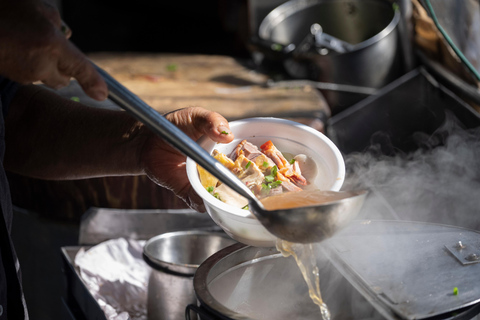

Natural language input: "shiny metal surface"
[143,231,236,320]
[257,0,402,88]
[96,65,366,244]
[251,189,368,243]
[193,221,480,320]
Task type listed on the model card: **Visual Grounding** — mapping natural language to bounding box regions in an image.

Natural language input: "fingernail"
[218,126,231,135]
[91,89,108,101]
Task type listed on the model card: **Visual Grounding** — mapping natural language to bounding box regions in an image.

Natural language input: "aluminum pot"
[190,221,480,320]
[143,231,236,320]
[254,0,402,87]
[250,0,403,111]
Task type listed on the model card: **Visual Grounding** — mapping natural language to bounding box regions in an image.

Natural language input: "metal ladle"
[94,65,367,244]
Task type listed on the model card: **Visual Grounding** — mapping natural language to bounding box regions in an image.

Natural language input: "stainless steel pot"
[250,0,404,111]
[143,231,236,320]
[191,221,480,319]
[254,0,402,87]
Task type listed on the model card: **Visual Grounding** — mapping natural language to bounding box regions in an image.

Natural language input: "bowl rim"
[186,117,345,220]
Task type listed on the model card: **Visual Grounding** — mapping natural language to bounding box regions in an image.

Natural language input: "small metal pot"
[143,231,236,320]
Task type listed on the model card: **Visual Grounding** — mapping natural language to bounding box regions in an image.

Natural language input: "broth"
[276,239,331,320]
[261,189,351,210]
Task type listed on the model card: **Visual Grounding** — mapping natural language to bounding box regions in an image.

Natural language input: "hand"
[0,0,107,100]
[141,107,234,212]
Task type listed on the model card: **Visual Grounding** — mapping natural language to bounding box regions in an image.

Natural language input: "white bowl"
[186,117,345,247]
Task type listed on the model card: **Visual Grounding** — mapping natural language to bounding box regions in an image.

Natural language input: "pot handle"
[186,304,216,320]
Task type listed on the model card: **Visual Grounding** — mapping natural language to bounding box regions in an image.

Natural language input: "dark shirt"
[0,77,27,320]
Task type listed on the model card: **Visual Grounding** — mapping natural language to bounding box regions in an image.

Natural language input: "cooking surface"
[327,220,480,319]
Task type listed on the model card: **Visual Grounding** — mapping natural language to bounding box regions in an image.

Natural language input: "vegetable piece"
[246,161,252,169]
[220,131,229,135]
[70,96,80,102]
[206,186,214,193]
[242,205,249,210]
[289,159,296,164]
[453,287,458,295]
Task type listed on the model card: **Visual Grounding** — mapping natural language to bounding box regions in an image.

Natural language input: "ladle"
[94,65,367,243]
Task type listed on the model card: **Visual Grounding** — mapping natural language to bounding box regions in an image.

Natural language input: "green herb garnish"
[245,161,252,169]
[270,180,282,188]
[289,159,296,164]
[213,193,221,200]
[220,131,229,135]
[453,287,459,295]
[271,165,278,176]
[262,161,269,167]
[264,175,274,183]
[166,63,178,72]
[206,186,214,193]
[70,96,80,102]
[261,183,270,191]
[242,204,249,210]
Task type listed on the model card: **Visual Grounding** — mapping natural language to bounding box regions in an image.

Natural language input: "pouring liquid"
[261,189,353,210]
[276,239,331,320]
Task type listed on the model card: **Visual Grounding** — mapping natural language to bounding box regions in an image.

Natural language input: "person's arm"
[4,85,234,210]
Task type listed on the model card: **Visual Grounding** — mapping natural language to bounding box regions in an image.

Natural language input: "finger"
[38,1,62,29]
[193,108,234,143]
[170,107,234,143]
[41,71,71,89]
[57,40,108,101]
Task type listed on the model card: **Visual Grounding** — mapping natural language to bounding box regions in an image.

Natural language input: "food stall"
[8,0,480,319]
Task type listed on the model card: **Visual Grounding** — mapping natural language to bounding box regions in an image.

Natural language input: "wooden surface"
[9,53,329,220]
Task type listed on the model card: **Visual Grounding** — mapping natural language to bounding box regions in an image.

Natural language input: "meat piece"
[279,162,307,186]
[253,154,276,174]
[232,155,265,188]
[276,172,303,192]
[230,140,264,161]
[261,140,307,187]
[294,154,318,182]
[260,140,289,169]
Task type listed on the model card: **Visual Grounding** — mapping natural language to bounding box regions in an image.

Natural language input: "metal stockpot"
[143,231,236,320]
[254,0,402,87]
[250,0,404,111]
[191,221,480,319]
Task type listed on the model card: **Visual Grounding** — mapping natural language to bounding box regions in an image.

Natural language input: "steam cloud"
[342,114,480,229]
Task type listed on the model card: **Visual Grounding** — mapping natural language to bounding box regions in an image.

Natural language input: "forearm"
[4,85,151,179]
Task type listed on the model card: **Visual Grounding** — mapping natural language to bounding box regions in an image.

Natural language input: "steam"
[342,113,480,229]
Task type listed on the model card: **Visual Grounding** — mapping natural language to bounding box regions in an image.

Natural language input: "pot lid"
[325,220,480,319]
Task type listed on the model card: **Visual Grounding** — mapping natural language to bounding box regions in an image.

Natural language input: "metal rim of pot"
[143,230,233,276]
[258,0,401,54]
[191,221,480,320]
[193,243,253,319]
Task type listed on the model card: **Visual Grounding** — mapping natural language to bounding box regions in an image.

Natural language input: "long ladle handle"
[93,65,256,201]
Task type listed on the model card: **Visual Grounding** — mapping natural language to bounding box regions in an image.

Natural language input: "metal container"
[191,221,480,319]
[143,231,236,320]
[251,0,403,112]
[256,0,401,86]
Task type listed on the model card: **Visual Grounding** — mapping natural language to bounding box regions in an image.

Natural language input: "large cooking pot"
[189,221,480,319]
[250,0,403,111]
[253,0,402,87]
